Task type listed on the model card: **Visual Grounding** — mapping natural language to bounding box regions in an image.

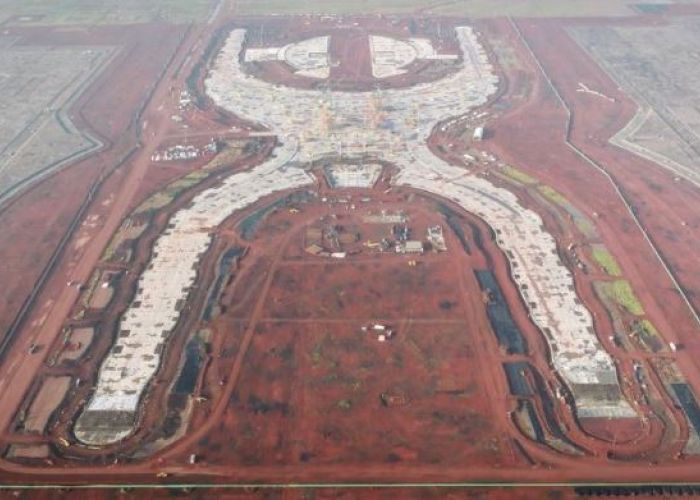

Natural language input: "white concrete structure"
[211,28,493,167]
[245,36,330,79]
[206,27,632,418]
[369,35,458,78]
[324,163,382,188]
[427,225,447,251]
[78,25,632,446]
[74,140,313,445]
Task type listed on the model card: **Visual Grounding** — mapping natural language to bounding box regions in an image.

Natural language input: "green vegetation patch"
[497,165,598,238]
[535,184,597,238]
[78,270,102,309]
[631,319,664,353]
[591,245,622,277]
[501,166,538,185]
[537,185,569,207]
[131,142,249,217]
[574,218,597,239]
[336,399,352,410]
[134,169,209,215]
[599,280,645,316]
[310,340,323,366]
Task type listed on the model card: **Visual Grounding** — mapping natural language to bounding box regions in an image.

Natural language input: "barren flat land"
[1,1,700,498]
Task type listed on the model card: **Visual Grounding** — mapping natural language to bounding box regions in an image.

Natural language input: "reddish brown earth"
[5,178,688,483]
[448,12,700,447]
[243,17,460,91]
[0,486,575,499]
[3,10,700,490]
[581,418,647,445]
[0,23,187,337]
[179,200,519,471]
[0,5,241,456]
[451,15,700,465]
[474,15,700,394]
[15,188,541,478]
[23,141,275,463]
[0,151,603,476]
[517,17,700,338]
[330,29,372,81]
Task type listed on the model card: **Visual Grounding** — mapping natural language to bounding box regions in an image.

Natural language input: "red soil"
[243,18,460,92]
[518,18,700,337]
[330,29,372,81]
[581,418,647,445]
[150,194,538,475]
[0,23,187,336]
[478,16,700,406]
[0,486,574,499]
[3,12,700,488]
[18,183,676,481]
[0,16,233,456]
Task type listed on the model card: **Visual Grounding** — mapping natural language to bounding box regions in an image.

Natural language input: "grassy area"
[600,280,645,316]
[537,185,569,207]
[3,0,214,25]
[78,271,101,309]
[637,319,659,337]
[310,340,323,366]
[535,184,597,237]
[134,169,209,215]
[632,319,664,353]
[235,0,635,16]
[497,166,597,238]
[501,165,538,185]
[574,218,597,239]
[498,166,598,239]
[591,245,622,277]
[134,142,246,216]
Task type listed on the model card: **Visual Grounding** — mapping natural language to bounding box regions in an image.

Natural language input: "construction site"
[1,2,700,495]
